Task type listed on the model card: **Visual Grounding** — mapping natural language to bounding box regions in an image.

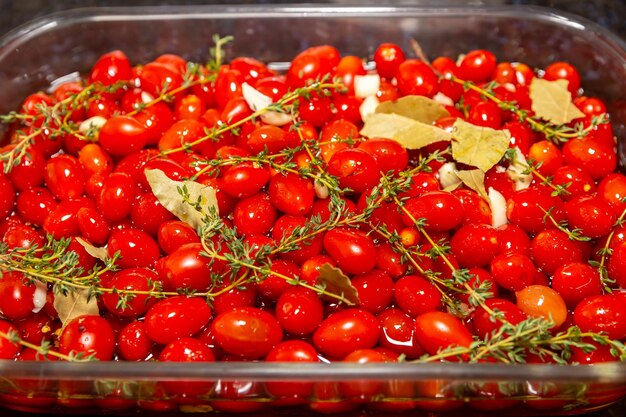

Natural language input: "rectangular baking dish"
[0,4,626,416]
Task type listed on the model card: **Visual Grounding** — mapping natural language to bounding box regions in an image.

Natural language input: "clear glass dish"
[0,4,626,415]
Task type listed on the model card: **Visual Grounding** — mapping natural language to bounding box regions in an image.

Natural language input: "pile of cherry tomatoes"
[0,39,625,413]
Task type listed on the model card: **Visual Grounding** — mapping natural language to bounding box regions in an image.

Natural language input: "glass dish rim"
[0,3,626,385]
[1,4,625,57]
[1,360,626,383]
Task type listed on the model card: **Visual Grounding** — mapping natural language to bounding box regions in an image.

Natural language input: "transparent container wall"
[1,5,626,415]
[1,361,626,415]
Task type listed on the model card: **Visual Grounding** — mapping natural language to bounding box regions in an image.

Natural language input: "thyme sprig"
[592,203,626,292]
[0,329,96,362]
[417,318,626,364]
[0,82,126,174]
[408,39,609,145]
[539,206,592,242]
[454,79,608,144]
[159,78,345,157]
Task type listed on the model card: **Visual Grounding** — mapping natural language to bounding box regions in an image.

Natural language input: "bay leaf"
[360,113,451,150]
[53,288,99,328]
[529,78,585,125]
[442,182,461,193]
[75,237,108,262]
[317,263,360,306]
[451,119,510,172]
[457,169,489,201]
[145,169,218,231]
[375,95,450,124]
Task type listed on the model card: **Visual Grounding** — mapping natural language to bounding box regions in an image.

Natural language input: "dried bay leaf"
[457,169,489,201]
[375,95,450,124]
[360,113,451,150]
[145,168,219,230]
[530,78,585,125]
[53,288,99,328]
[451,119,510,172]
[317,263,360,306]
[75,237,108,262]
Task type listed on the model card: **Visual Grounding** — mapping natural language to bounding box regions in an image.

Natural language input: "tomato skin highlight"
[323,228,377,275]
[99,116,149,157]
[414,311,474,355]
[212,307,283,360]
[144,296,212,345]
[59,315,116,361]
[313,308,381,359]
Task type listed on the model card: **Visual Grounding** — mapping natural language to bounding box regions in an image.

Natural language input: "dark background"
[0,0,625,40]
[0,0,624,417]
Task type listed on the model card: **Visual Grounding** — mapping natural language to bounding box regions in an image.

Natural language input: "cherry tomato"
[118,321,153,361]
[313,308,380,359]
[450,223,500,267]
[144,296,212,344]
[102,268,158,317]
[414,311,473,355]
[107,228,160,269]
[402,191,464,231]
[396,59,439,97]
[323,227,377,275]
[98,115,148,157]
[0,272,35,320]
[374,43,406,79]
[377,307,424,358]
[516,285,567,328]
[268,173,315,215]
[264,340,319,401]
[394,274,442,317]
[89,50,132,86]
[275,287,324,336]
[0,320,22,359]
[59,315,115,361]
[574,294,626,340]
[159,337,216,396]
[212,307,283,359]
[458,49,497,83]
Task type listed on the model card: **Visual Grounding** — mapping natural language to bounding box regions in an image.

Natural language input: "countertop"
[0,1,625,417]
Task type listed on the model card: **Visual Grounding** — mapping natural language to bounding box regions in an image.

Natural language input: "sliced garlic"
[359,95,379,122]
[506,147,533,191]
[438,162,461,189]
[314,179,330,199]
[242,82,272,111]
[488,187,508,228]
[354,74,380,98]
[260,112,292,127]
[433,92,454,107]
[32,281,48,313]
[79,116,107,135]
[242,82,292,126]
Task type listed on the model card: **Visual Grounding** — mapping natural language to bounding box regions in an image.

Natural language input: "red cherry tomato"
[414,311,473,356]
[59,315,116,361]
[102,268,158,317]
[275,287,324,336]
[402,191,464,231]
[211,307,283,359]
[144,296,212,345]
[89,50,132,86]
[313,308,380,359]
[323,227,377,275]
[99,116,148,157]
